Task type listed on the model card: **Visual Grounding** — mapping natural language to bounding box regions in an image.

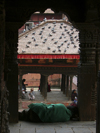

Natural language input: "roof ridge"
[19,19,72,38]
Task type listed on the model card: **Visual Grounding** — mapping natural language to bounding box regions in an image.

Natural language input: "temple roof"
[18,19,79,55]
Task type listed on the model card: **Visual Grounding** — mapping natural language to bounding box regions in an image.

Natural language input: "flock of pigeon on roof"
[18,18,80,54]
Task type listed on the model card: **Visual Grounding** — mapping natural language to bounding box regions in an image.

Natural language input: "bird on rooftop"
[25,35,28,38]
[64,49,66,52]
[48,26,51,29]
[22,50,26,53]
[47,47,50,50]
[35,44,38,46]
[52,50,56,53]
[49,33,52,36]
[41,35,43,39]
[32,32,35,35]
[54,41,58,44]
[59,36,62,39]
[27,41,31,44]
[26,45,29,48]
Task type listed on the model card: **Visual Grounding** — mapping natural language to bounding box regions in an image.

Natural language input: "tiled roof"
[18,19,79,54]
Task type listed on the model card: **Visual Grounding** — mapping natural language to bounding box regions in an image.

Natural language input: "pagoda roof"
[18,19,79,56]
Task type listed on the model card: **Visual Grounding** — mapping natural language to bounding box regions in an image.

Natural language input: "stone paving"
[9,121,96,133]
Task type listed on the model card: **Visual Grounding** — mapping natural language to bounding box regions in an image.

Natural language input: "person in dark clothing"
[71,90,77,101]
[22,79,28,93]
[47,82,51,92]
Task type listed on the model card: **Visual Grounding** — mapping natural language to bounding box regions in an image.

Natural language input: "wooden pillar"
[96,71,100,133]
[5,23,19,123]
[40,74,43,94]
[66,75,69,97]
[61,74,65,93]
[69,76,73,100]
[42,75,48,100]
[19,74,22,98]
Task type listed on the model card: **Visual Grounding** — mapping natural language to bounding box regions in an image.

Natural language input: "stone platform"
[9,121,96,133]
[19,89,72,111]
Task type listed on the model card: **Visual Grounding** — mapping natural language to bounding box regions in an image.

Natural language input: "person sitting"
[67,97,79,120]
[71,89,77,101]
[28,88,35,100]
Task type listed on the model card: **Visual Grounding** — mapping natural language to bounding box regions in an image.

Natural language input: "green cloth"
[28,103,72,122]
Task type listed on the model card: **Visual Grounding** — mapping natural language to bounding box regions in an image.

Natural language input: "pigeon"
[64,26,67,28]
[43,41,46,43]
[22,50,26,53]
[62,32,64,35]
[67,43,70,45]
[64,40,68,42]
[26,45,29,48]
[27,41,31,44]
[49,33,52,36]
[64,49,66,52]
[51,28,54,31]
[25,35,28,38]
[44,38,47,41]
[65,29,67,31]
[54,41,58,44]
[52,30,56,33]
[74,45,77,48]
[47,47,50,50]
[76,39,79,41]
[59,36,62,39]
[48,26,51,29]
[41,35,43,39]
[32,32,35,35]
[54,24,56,27]
[32,36,34,39]
[71,31,74,34]
[52,50,56,53]
[34,38,36,41]
[61,43,63,46]
[60,23,63,25]
[58,49,61,52]
[71,42,74,44]
[57,45,61,48]
[60,26,62,29]
[42,27,45,30]
[53,22,56,24]
[74,36,77,38]
[51,38,54,40]
[45,23,48,26]
[39,31,42,35]
[35,44,38,46]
